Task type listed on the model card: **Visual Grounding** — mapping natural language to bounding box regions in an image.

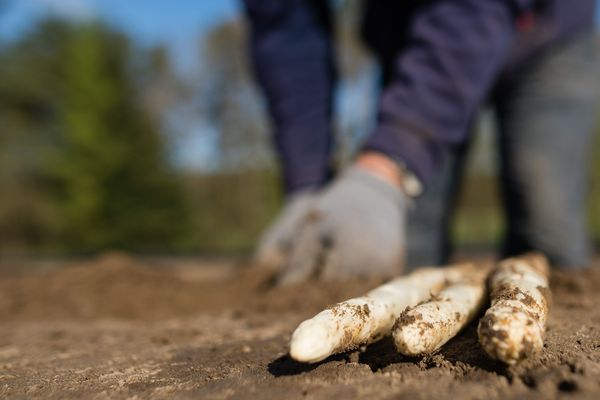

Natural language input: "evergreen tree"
[0,19,189,253]
[55,23,188,251]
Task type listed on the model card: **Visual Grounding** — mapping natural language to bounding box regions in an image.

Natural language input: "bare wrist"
[355,151,423,197]
[355,151,405,190]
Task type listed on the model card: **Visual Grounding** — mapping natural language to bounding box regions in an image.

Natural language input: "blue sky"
[3,1,600,73]
[0,0,241,40]
[0,0,242,73]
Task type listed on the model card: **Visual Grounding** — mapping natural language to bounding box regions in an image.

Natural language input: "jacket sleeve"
[363,0,534,187]
[243,0,335,193]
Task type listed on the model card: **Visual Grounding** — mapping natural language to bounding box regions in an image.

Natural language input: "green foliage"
[0,20,71,251]
[0,19,189,253]
[588,131,600,238]
[54,24,188,251]
[183,170,281,254]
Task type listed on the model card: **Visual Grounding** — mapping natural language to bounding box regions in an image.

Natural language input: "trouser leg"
[405,141,470,269]
[244,0,336,193]
[494,29,600,269]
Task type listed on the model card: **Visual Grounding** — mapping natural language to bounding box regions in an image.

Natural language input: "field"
[0,253,599,399]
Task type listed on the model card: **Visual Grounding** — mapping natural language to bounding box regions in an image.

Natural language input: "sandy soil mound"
[0,252,380,321]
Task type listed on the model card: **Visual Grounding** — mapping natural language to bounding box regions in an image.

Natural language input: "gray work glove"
[277,166,408,285]
[254,189,317,271]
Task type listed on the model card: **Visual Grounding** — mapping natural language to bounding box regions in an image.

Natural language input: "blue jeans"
[406,28,600,269]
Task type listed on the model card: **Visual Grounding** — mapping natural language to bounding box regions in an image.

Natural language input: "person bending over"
[243,0,599,284]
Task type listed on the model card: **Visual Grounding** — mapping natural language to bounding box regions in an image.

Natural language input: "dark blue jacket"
[243,0,596,193]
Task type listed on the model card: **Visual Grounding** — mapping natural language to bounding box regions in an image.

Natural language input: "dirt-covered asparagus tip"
[392,268,488,356]
[477,253,551,365]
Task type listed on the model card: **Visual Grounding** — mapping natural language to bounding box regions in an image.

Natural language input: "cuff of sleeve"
[394,160,423,198]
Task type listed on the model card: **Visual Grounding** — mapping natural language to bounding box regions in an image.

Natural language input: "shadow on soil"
[268,323,508,378]
[268,353,348,376]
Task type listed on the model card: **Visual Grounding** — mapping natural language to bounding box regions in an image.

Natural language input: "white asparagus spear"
[392,267,489,356]
[477,254,551,365]
[289,264,474,363]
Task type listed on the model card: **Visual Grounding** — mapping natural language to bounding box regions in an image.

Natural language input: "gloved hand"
[276,166,409,285]
[254,189,317,271]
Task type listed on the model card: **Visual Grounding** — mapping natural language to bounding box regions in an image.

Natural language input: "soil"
[0,252,599,399]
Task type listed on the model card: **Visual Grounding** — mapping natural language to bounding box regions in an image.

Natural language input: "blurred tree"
[201,19,272,171]
[0,19,189,254]
[187,18,280,253]
[55,23,188,251]
[589,132,600,242]
[0,19,71,252]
